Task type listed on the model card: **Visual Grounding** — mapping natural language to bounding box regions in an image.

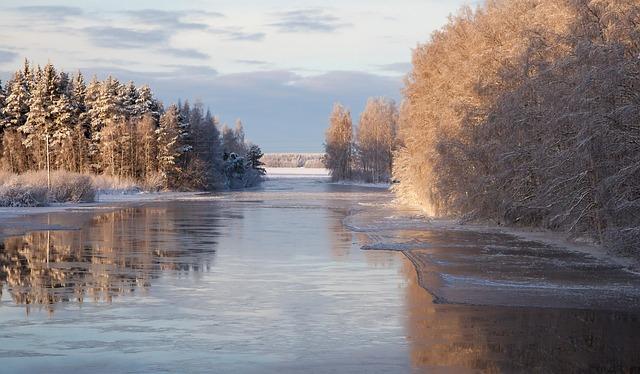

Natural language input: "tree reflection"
[402,258,640,372]
[0,204,221,315]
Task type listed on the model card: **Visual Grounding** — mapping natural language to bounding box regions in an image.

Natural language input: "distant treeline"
[262,153,325,168]
[393,0,640,252]
[0,60,264,191]
[324,98,398,183]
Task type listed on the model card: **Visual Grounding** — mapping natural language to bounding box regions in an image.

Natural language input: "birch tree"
[324,103,353,181]
[356,97,398,183]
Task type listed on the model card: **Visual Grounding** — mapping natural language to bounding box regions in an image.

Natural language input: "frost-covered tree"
[356,97,398,183]
[156,105,181,189]
[221,120,247,156]
[2,71,31,131]
[68,72,90,172]
[324,103,353,181]
[136,84,161,120]
[0,79,6,126]
[392,0,640,252]
[246,144,266,175]
[51,72,76,170]
[137,113,158,180]
[21,63,59,169]
[0,60,263,192]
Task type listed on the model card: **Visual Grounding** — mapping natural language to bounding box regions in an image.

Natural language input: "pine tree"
[0,79,6,129]
[136,85,161,120]
[1,65,32,172]
[2,71,31,131]
[246,144,266,175]
[51,74,76,169]
[156,105,181,189]
[137,113,158,180]
[121,81,140,119]
[178,100,193,161]
[88,76,124,172]
[21,62,59,169]
[65,72,90,172]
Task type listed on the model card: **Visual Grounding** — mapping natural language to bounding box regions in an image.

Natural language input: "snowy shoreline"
[0,190,205,224]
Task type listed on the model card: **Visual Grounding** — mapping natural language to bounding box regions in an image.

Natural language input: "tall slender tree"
[324,103,353,181]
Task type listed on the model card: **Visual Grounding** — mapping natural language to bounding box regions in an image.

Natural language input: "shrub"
[0,171,97,206]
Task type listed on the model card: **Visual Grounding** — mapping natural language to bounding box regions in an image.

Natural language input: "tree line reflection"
[0,204,223,314]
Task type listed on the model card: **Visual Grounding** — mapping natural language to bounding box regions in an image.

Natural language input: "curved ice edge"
[402,250,640,312]
[361,242,425,251]
[440,274,638,291]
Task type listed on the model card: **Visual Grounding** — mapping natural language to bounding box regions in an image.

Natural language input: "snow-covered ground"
[329,180,391,190]
[0,190,205,223]
[265,168,390,189]
[265,167,330,178]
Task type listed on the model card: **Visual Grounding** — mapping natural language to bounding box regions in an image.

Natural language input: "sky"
[0,0,472,152]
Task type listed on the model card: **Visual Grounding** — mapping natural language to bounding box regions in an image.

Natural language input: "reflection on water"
[402,259,640,372]
[0,206,222,314]
[0,177,639,372]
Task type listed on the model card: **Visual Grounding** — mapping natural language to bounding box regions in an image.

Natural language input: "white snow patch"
[266,167,330,179]
[330,181,391,190]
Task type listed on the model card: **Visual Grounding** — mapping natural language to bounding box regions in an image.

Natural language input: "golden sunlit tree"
[324,103,353,181]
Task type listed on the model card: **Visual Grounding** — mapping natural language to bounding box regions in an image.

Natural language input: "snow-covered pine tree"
[0,79,6,130]
[136,85,161,120]
[70,72,90,172]
[190,107,223,187]
[98,118,123,177]
[137,113,158,181]
[246,144,266,175]
[88,76,124,173]
[121,81,140,119]
[51,71,76,170]
[0,69,31,172]
[21,62,59,170]
[178,100,193,161]
[156,104,182,189]
[2,71,31,131]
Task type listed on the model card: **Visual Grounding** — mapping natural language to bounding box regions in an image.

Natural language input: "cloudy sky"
[0,0,471,152]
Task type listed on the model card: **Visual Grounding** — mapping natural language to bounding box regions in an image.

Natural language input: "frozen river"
[0,174,639,373]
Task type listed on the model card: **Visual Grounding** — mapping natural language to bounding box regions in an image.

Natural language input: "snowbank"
[266,167,330,179]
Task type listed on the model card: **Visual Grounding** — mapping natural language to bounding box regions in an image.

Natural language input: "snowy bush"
[49,172,95,203]
[0,171,96,206]
[223,150,265,190]
[0,182,48,207]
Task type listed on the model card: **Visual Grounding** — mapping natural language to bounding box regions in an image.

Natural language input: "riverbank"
[356,209,640,311]
[0,190,206,230]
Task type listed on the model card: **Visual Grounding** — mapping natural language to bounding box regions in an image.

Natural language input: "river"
[0,175,639,373]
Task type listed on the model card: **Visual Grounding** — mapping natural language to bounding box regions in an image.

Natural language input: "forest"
[261,153,325,168]
[324,0,640,254]
[389,0,640,254]
[0,61,265,205]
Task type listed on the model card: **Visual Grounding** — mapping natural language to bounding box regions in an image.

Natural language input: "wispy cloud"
[377,62,412,74]
[0,49,19,64]
[161,48,210,60]
[270,9,349,33]
[13,5,83,21]
[83,26,167,49]
[122,9,216,31]
[226,31,266,41]
[235,59,270,66]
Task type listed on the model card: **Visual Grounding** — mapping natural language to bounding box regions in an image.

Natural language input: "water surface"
[0,176,639,373]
